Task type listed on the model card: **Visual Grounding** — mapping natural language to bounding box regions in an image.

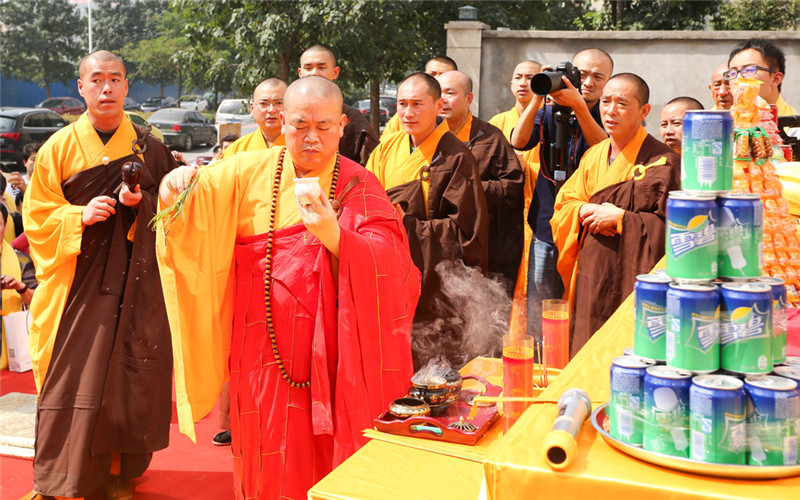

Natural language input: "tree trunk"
[370,76,380,134]
[278,52,290,82]
[178,66,183,99]
[46,82,51,99]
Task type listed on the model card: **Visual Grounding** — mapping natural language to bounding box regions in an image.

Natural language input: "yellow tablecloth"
[482,292,800,500]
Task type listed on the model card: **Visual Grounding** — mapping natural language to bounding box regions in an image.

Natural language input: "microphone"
[543,388,592,470]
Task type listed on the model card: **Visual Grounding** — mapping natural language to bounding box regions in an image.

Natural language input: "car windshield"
[40,99,63,108]
[218,101,246,114]
[144,97,162,104]
[150,109,186,121]
[0,116,15,129]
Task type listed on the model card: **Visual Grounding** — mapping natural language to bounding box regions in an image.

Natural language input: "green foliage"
[714,0,800,31]
[0,0,85,97]
[597,0,720,31]
[92,0,167,53]
[120,11,189,95]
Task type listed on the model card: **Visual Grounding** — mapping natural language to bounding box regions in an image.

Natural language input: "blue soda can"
[666,192,718,282]
[666,283,720,373]
[717,194,763,280]
[690,374,747,464]
[744,375,800,465]
[643,365,693,457]
[634,274,672,361]
[681,110,734,193]
[758,277,788,365]
[720,282,773,375]
[610,356,656,446]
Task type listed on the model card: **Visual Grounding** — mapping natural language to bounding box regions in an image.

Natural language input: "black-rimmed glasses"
[723,64,776,81]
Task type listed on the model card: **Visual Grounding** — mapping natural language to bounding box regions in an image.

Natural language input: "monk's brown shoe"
[104,476,133,500]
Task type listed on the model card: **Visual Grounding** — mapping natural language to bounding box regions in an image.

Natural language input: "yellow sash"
[0,240,23,369]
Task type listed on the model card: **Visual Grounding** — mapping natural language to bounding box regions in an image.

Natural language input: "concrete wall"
[446,26,800,137]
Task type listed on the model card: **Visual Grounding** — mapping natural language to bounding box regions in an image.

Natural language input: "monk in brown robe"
[222,78,287,158]
[551,73,680,357]
[367,72,489,368]
[438,70,524,292]
[22,51,175,500]
[298,45,378,165]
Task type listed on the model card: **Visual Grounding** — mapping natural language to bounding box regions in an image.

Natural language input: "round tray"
[591,403,800,480]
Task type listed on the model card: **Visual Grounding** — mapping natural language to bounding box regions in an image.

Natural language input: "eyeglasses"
[723,64,776,81]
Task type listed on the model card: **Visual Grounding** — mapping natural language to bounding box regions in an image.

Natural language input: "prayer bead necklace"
[263,149,340,389]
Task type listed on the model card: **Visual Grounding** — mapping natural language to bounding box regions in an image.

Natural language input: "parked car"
[148,108,216,151]
[36,97,86,115]
[123,97,142,111]
[214,99,254,129]
[179,94,208,112]
[126,112,164,142]
[141,96,178,113]
[380,96,397,117]
[356,100,388,126]
[0,107,68,172]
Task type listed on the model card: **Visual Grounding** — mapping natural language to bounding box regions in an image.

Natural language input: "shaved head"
[666,96,704,110]
[438,70,472,94]
[425,56,458,77]
[400,72,441,101]
[607,73,649,105]
[253,77,287,98]
[513,60,541,75]
[301,44,336,66]
[79,50,126,79]
[573,48,614,73]
[284,75,343,114]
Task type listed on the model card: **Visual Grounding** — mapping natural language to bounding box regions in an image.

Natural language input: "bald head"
[400,72,441,101]
[438,71,474,132]
[284,75,343,113]
[607,73,649,105]
[79,50,126,79]
[425,56,458,77]
[573,48,613,73]
[254,77,287,98]
[298,45,340,80]
[709,62,733,110]
[438,70,472,94]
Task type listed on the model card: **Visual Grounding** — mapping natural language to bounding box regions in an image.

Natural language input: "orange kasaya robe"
[0,239,23,370]
[221,129,285,159]
[551,126,680,356]
[156,147,420,499]
[380,112,402,142]
[489,106,542,334]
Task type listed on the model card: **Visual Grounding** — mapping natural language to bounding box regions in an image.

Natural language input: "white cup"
[294,177,322,207]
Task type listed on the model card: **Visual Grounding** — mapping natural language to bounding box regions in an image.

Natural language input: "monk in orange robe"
[222,78,287,158]
[22,51,175,500]
[489,60,543,333]
[551,73,679,357]
[156,76,420,499]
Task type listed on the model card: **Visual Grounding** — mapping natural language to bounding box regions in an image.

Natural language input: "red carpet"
[0,369,234,500]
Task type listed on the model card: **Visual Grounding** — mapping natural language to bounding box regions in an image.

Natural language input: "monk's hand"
[578,202,600,223]
[172,150,188,166]
[82,195,116,226]
[582,202,623,237]
[119,183,142,208]
[159,166,197,205]
[0,274,21,291]
[299,192,340,258]
[549,77,583,110]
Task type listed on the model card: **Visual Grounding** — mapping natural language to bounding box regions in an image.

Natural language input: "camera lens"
[532,71,566,96]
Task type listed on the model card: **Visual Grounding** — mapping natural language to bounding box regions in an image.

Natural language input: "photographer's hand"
[550,77,584,110]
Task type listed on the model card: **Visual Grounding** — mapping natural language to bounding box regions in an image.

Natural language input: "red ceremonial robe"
[157,149,420,499]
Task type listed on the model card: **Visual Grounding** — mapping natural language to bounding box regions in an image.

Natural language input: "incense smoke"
[411,260,512,370]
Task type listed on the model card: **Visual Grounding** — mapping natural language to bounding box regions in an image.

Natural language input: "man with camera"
[509,48,613,342]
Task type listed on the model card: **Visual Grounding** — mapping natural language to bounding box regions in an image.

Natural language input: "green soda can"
[643,365,692,457]
[666,283,720,373]
[758,277,788,365]
[744,375,800,465]
[717,194,763,280]
[720,282,773,375]
[634,274,671,361]
[610,356,655,446]
[666,192,718,282]
[690,374,747,464]
[681,110,734,193]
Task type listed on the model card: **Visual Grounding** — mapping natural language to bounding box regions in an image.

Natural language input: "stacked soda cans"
[606,108,800,466]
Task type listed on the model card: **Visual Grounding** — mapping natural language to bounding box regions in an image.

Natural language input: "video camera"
[531,61,582,96]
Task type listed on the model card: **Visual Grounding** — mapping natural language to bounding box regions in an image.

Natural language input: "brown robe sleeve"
[467,117,524,287]
[340,104,379,166]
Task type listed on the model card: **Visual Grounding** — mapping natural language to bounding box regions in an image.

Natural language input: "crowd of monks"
[13,37,798,500]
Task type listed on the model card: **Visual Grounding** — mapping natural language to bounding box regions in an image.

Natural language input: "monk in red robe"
[156,76,420,499]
